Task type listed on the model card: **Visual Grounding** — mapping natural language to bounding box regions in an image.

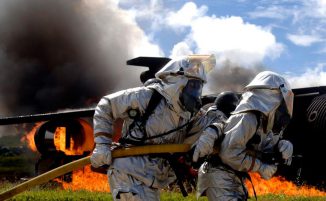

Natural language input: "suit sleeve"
[93,88,150,144]
[219,112,263,172]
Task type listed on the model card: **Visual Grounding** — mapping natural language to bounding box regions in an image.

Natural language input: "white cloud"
[287,34,322,46]
[119,1,284,67]
[249,1,326,21]
[117,0,167,32]
[131,35,164,56]
[170,41,193,57]
[314,0,326,16]
[170,15,284,67]
[247,1,326,53]
[286,64,326,88]
[166,2,208,28]
[248,5,290,20]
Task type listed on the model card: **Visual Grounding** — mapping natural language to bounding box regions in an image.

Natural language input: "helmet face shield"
[184,79,203,98]
[155,54,216,83]
[280,84,294,117]
[187,54,215,77]
[272,100,291,134]
[180,79,203,114]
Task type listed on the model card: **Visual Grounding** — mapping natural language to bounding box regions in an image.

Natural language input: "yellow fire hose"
[0,144,191,201]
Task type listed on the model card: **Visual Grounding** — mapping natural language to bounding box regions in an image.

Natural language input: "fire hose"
[0,144,191,201]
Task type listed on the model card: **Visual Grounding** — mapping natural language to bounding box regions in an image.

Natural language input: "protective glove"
[193,127,218,162]
[90,143,112,168]
[278,140,293,165]
[258,163,277,180]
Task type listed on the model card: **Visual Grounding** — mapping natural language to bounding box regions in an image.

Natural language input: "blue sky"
[115,0,326,89]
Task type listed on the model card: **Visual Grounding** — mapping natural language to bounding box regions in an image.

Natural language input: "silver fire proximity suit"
[198,71,294,201]
[90,55,216,201]
[196,91,240,199]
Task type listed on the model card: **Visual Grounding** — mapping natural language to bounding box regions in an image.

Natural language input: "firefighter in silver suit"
[197,71,294,201]
[90,54,216,201]
[195,91,239,199]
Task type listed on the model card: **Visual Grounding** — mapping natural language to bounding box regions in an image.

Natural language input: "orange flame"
[22,119,94,155]
[20,122,43,152]
[57,165,110,192]
[54,163,326,196]
[53,126,84,155]
[246,173,326,196]
[57,169,326,196]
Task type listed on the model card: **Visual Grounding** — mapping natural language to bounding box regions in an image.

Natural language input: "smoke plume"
[205,59,265,94]
[0,0,155,116]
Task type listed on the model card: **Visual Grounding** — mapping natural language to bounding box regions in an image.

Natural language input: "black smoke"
[0,0,145,116]
[207,59,265,93]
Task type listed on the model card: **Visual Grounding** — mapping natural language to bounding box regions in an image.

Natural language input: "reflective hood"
[245,71,293,117]
[233,71,294,132]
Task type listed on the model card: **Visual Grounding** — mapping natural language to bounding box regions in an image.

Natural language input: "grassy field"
[1,182,326,201]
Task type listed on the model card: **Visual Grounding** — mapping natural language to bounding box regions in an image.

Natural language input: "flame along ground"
[57,167,326,196]
[56,165,110,192]
[246,173,326,197]
[21,123,326,196]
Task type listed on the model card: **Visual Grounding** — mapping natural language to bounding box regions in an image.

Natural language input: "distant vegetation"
[0,145,38,182]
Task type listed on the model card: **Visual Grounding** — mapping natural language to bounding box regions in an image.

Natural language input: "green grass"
[1,182,326,201]
[6,190,112,201]
[4,191,326,201]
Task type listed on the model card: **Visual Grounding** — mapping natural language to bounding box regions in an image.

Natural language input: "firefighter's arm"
[219,113,277,179]
[91,89,142,166]
[91,94,115,167]
[192,121,224,162]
